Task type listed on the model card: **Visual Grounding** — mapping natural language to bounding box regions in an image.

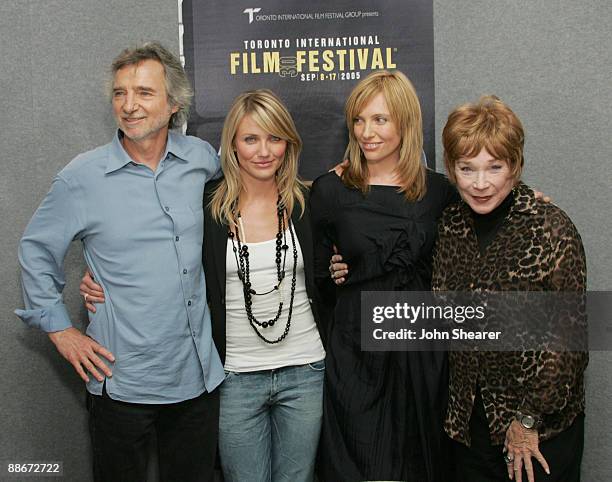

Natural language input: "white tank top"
[224,227,325,372]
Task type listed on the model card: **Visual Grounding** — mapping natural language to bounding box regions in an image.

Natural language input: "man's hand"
[48,327,114,383]
[504,419,550,482]
[80,269,105,313]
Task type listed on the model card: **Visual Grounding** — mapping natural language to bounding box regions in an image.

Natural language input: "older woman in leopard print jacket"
[432,96,587,482]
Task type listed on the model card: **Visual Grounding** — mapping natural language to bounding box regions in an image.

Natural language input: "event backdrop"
[182,0,435,179]
[3,1,611,480]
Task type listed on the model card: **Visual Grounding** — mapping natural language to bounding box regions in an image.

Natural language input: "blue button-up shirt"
[16,131,225,403]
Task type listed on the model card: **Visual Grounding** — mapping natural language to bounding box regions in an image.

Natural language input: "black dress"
[310,170,458,482]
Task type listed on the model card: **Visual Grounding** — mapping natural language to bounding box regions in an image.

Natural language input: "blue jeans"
[219,361,325,482]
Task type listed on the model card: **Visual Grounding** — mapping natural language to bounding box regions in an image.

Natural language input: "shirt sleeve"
[205,142,223,180]
[519,209,588,419]
[15,175,85,332]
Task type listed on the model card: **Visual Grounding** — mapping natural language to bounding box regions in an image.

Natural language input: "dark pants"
[453,389,584,482]
[87,387,219,482]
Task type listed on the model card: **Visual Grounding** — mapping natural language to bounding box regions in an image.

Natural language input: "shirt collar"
[105,130,190,174]
[164,130,191,163]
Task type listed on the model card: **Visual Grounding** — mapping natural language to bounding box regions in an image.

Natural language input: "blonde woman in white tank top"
[205,90,325,482]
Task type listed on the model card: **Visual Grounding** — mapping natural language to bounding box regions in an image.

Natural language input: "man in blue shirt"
[15,43,224,482]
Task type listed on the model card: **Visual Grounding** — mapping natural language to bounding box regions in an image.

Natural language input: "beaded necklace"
[229,197,298,344]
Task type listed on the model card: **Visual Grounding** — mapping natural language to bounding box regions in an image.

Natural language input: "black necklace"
[229,197,298,344]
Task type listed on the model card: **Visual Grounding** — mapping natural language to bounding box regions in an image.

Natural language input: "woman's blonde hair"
[442,95,525,184]
[342,70,426,201]
[210,89,305,225]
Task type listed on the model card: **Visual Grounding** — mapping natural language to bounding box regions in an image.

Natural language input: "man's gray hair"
[110,42,193,129]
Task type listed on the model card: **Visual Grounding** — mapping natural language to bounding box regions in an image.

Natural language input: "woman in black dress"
[310,70,457,481]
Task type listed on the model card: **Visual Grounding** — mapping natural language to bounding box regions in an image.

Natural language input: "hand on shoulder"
[329,159,349,177]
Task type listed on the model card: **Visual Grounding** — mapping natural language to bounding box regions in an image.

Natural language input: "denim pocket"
[224,370,238,380]
[307,359,325,371]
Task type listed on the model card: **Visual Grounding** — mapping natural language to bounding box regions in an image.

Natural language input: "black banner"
[182,0,434,179]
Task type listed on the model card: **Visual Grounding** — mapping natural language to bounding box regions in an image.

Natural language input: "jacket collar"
[508,181,539,216]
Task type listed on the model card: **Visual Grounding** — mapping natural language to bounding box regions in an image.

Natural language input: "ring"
[84,293,89,302]
[504,454,514,463]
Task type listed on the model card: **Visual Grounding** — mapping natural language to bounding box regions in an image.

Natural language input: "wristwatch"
[516,412,540,430]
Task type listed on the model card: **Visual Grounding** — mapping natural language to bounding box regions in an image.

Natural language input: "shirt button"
[221,297,225,305]
[165,206,170,212]
[192,331,197,337]
[187,300,192,306]
[183,269,188,274]
[175,236,180,242]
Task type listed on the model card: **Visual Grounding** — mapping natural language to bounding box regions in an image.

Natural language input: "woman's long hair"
[342,70,426,201]
[210,89,305,225]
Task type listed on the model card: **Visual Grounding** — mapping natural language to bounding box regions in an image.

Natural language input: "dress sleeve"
[519,208,588,419]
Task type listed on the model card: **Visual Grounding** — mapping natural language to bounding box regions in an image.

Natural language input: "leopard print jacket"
[431,182,587,446]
